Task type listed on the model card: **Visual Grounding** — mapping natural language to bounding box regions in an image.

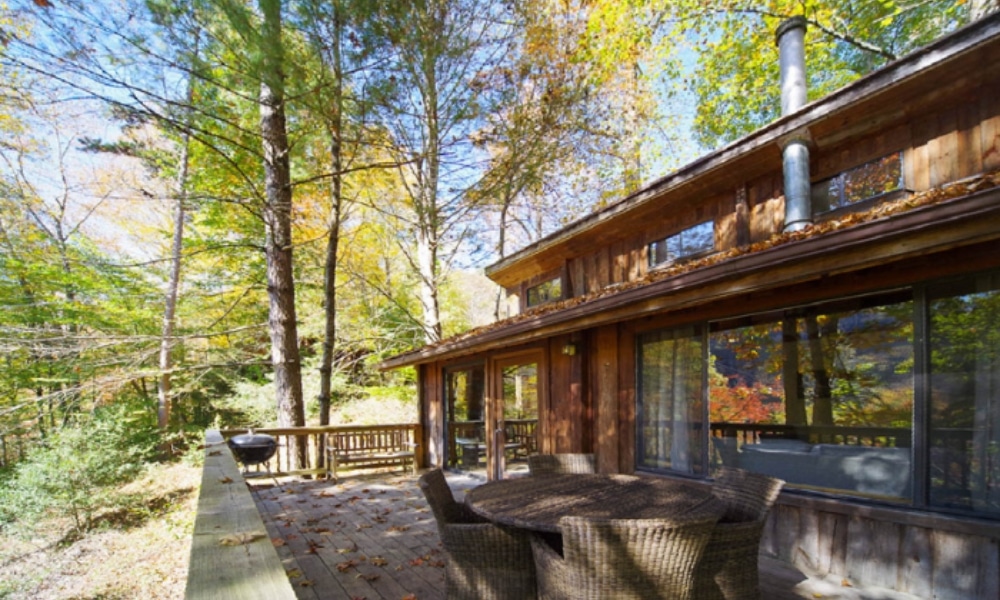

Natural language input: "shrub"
[0,404,159,537]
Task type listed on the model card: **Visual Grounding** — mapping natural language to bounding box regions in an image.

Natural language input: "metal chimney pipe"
[776,16,812,233]
[777,16,808,115]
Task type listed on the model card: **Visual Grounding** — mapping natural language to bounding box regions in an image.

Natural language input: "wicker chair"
[417,469,536,600]
[530,515,717,600]
[527,453,597,476]
[693,467,785,600]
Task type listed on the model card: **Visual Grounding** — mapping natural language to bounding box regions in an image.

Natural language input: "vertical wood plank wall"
[502,82,1000,317]
[421,76,1000,597]
[762,503,1000,599]
[420,363,442,468]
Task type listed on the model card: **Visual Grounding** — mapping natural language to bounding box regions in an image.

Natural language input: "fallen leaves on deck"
[219,531,265,546]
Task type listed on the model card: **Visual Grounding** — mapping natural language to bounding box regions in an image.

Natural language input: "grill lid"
[228,430,277,465]
[228,431,276,448]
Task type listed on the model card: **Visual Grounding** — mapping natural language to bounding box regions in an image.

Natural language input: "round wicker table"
[464,473,721,533]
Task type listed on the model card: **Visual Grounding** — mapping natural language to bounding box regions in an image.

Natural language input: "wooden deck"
[250,470,921,600]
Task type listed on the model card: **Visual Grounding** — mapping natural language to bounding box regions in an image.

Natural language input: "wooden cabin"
[381,13,1000,598]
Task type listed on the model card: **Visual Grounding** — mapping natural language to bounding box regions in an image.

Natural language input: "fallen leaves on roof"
[418,169,1000,352]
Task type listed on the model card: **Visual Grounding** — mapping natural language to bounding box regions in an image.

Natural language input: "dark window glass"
[527,277,561,307]
[928,275,1000,515]
[812,153,903,213]
[649,221,715,268]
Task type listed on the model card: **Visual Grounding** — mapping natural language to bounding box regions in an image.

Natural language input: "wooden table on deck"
[464,473,722,533]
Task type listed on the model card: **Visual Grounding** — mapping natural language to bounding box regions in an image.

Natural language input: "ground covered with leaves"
[0,461,199,600]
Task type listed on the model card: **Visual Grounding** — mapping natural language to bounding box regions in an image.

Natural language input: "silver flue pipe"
[776,16,812,233]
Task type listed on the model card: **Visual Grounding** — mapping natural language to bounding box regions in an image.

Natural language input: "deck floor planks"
[253,474,457,599]
[250,470,922,600]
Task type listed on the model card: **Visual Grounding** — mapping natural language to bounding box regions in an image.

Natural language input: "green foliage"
[0,405,160,537]
[668,0,973,149]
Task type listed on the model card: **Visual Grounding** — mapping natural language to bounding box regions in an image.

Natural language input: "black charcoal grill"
[228,430,278,481]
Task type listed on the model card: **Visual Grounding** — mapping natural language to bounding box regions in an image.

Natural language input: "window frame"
[648,220,717,269]
[634,270,1000,521]
[811,152,907,218]
[526,276,562,308]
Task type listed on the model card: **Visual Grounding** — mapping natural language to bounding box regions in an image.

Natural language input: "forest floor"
[0,461,200,600]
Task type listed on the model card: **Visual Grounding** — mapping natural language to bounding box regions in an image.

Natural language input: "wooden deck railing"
[219,423,423,478]
[708,422,911,447]
[185,430,296,600]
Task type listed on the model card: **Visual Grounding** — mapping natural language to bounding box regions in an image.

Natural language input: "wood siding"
[500,79,1000,314]
[411,22,1000,597]
[762,500,1000,599]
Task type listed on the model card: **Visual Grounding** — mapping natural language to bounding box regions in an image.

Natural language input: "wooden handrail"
[219,423,423,478]
[185,430,296,600]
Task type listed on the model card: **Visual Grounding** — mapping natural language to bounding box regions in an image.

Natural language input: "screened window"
[649,221,715,268]
[811,153,904,214]
[527,277,561,307]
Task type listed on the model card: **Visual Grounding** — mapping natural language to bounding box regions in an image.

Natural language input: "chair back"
[711,466,784,522]
[528,453,597,476]
[419,468,472,526]
[559,515,717,599]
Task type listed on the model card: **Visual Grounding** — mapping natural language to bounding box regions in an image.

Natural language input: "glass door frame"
[486,349,547,480]
[442,360,486,472]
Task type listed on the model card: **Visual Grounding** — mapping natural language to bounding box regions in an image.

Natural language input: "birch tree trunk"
[158,42,198,433]
[157,134,190,433]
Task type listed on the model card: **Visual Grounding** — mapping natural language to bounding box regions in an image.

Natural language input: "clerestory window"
[811,152,904,214]
[649,221,716,268]
[526,277,561,307]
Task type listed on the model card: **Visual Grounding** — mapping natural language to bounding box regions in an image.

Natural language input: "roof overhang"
[380,184,1000,370]
[484,13,1000,289]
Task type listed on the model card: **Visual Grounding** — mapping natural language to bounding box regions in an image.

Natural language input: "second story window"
[812,152,904,214]
[527,277,561,307]
[649,221,715,268]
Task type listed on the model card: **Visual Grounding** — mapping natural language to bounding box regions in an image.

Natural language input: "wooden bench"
[327,426,418,481]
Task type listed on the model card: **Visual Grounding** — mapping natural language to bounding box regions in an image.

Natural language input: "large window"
[637,327,706,474]
[708,293,914,500]
[928,274,1000,514]
[649,221,715,268]
[639,292,916,499]
[637,273,1000,517]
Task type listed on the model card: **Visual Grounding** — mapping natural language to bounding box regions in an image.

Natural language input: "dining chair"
[527,453,596,475]
[417,469,536,600]
[530,514,717,600]
[693,467,785,600]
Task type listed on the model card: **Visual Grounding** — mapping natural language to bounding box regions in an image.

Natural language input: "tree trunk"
[806,313,835,426]
[416,221,441,344]
[158,57,196,435]
[782,317,807,426]
[317,0,345,427]
[259,0,306,465]
[157,151,187,433]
